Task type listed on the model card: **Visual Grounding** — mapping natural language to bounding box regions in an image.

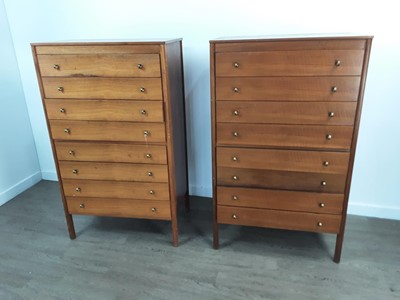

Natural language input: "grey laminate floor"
[0,181,399,300]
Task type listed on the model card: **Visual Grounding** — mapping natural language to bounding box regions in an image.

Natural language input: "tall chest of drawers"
[210,35,372,262]
[32,40,188,246]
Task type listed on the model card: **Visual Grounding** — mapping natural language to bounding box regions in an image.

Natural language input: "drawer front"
[217,206,341,234]
[55,142,167,164]
[217,186,344,214]
[217,123,353,150]
[67,197,171,220]
[35,45,161,55]
[37,54,161,77]
[50,120,166,143]
[216,101,357,125]
[59,161,168,182]
[216,50,364,77]
[217,167,346,193]
[63,179,170,200]
[42,77,162,100]
[216,77,360,101]
[217,147,350,174]
[45,99,164,122]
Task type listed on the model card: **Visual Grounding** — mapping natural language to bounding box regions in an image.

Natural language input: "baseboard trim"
[0,172,42,206]
[347,202,400,220]
[41,171,58,181]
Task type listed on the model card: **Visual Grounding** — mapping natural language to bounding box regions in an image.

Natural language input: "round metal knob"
[151,207,157,212]
[232,175,238,181]
[79,203,85,208]
[326,134,332,140]
[328,112,335,117]
[140,109,147,115]
[59,108,66,113]
[68,150,75,156]
[72,169,78,174]
[233,62,239,68]
[319,203,325,208]
[53,64,60,70]
[321,181,327,186]
[146,153,152,158]
[64,128,70,134]
[233,131,239,137]
[140,87,145,93]
[323,161,329,167]
[75,187,81,192]
[233,87,239,93]
[57,87,64,92]
[317,222,323,227]
[232,214,238,219]
[232,156,238,161]
[233,110,239,116]
[147,172,153,177]
[143,130,149,137]
[232,195,238,200]
[335,60,341,67]
[137,63,143,69]
[149,190,155,195]
[331,86,337,93]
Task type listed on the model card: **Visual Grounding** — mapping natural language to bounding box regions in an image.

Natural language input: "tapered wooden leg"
[184,193,190,212]
[65,214,76,239]
[334,233,344,263]
[213,222,219,249]
[171,217,179,247]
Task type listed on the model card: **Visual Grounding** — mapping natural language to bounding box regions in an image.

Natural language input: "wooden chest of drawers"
[210,35,372,262]
[32,40,188,245]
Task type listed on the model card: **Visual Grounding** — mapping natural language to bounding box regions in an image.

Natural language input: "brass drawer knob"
[331,86,337,93]
[233,62,239,68]
[53,64,60,70]
[146,153,152,158]
[143,130,150,137]
[233,131,239,137]
[137,63,143,69]
[232,214,238,219]
[64,128,70,134]
[233,87,239,93]
[72,169,78,174]
[140,87,145,93]
[75,187,81,192]
[335,60,341,67]
[321,181,327,186]
[232,195,238,200]
[233,110,239,116]
[57,87,64,92]
[79,203,85,208]
[232,156,238,161]
[317,222,323,227]
[323,161,329,167]
[328,112,335,117]
[59,108,66,113]
[147,172,153,177]
[149,190,155,195]
[151,207,157,212]
[68,150,75,156]
[232,175,238,181]
[326,134,332,140]
[319,203,325,208]
[140,109,147,115]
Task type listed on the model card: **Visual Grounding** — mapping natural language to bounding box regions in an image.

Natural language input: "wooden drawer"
[216,77,360,101]
[37,54,161,77]
[45,99,164,122]
[216,101,356,125]
[55,142,167,164]
[217,167,346,193]
[67,197,171,220]
[59,161,168,182]
[35,45,161,55]
[50,120,166,143]
[217,123,353,150]
[216,50,364,77]
[42,77,162,100]
[217,147,350,174]
[63,179,170,200]
[217,206,341,234]
[217,186,344,214]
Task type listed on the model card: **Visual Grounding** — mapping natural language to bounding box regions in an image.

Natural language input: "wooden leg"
[213,222,219,249]
[171,217,179,247]
[334,233,344,263]
[65,214,76,240]
[184,193,190,212]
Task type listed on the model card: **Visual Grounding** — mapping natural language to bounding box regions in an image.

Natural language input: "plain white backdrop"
[1,0,399,219]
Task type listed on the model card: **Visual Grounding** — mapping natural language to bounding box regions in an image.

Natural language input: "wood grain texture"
[50,120,166,142]
[218,205,341,233]
[66,197,171,220]
[55,141,167,164]
[217,123,353,150]
[59,161,169,182]
[35,44,161,54]
[45,99,164,122]
[216,101,357,125]
[62,179,170,201]
[217,186,344,214]
[37,54,161,77]
[216,77,361,101]
[42,77,163,100]
[216,147,350,174]
[217,167,347,193]
[216,50,364,76]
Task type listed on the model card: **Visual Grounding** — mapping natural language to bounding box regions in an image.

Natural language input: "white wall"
[0,0,41,206]
[3,0,399,219]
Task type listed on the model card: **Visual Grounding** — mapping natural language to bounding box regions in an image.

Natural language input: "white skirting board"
[0,172,42,206]
[348,202,400,221]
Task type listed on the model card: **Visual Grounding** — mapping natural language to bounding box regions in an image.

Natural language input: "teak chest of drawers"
[32,40,188,246]
[210,35,372,262]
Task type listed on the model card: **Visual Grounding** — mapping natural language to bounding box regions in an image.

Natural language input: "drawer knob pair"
[53,64,60,70]
[72,169,78,175]
[137,63,143,69]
